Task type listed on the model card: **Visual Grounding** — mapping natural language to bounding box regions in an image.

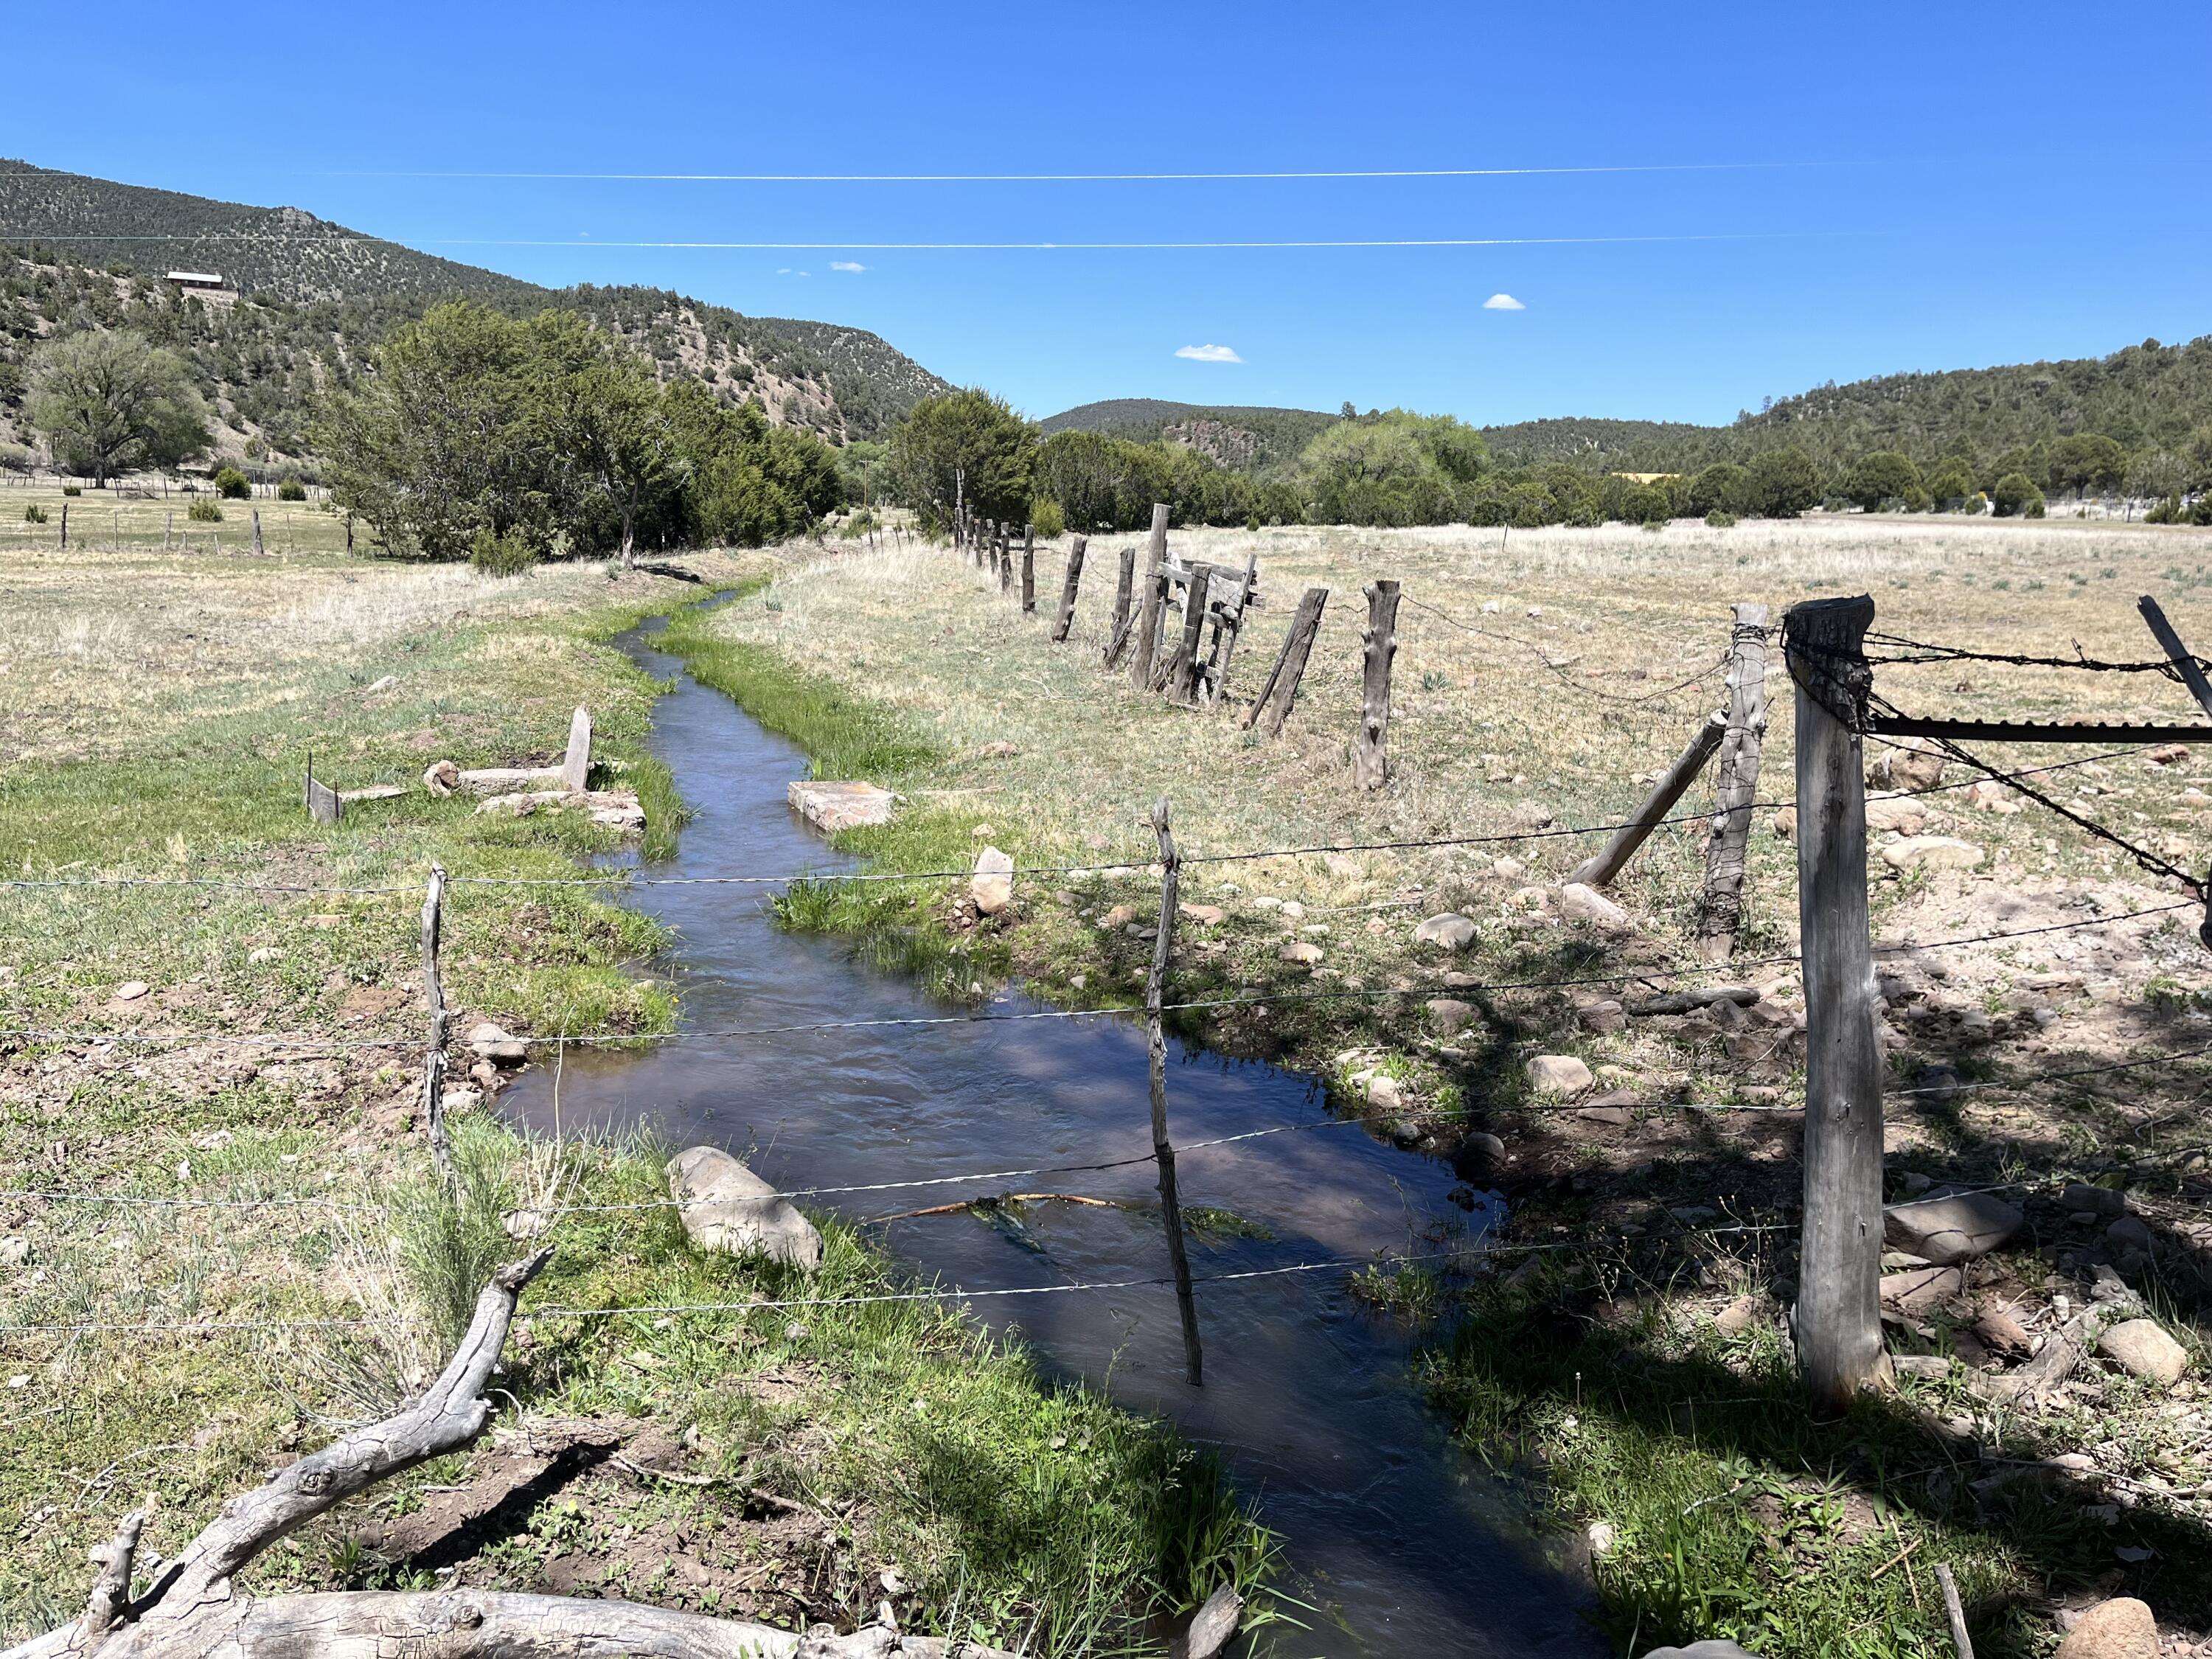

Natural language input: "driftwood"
[4,1247,1018,1659]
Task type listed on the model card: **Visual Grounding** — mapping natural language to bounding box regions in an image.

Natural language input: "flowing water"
[501,611,1605,1658]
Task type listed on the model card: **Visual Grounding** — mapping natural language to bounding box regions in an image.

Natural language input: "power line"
[296,161,1836,184]
[1,231,1871,254]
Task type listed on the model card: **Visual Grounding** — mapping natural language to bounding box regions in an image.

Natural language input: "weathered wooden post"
[2138,595,2212,720]
[1146,798,1203,1386]
[1783,595,1887,1411]
[59,499,67,549]
[1352,580,1400,789]
[1102,543,1138,666]
[1168,566,1213,703]
[303,754,342,824]
[1128,504,1170,688]
[420,864,456,1185]
[953,466,964,552]
[251,507,264,557]
[1695,603,1771,960]
[345,512,354,553]
[1052,535,1088,642]
[1242,586,1327,736]
[1020,523,1036,613]
[1567,710,1728,888]
[998,526,1013,594]
[164,509,173,551]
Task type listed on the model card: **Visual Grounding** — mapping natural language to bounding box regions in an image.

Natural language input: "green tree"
[2047,432,2125,498]
[1745,448,1821,518]
[888,389,1036,529]
[1685,462,1750,518]
[525,310,684,566]
[1296,410,1487,525]
[1992,470,2045,518]
[1924,457,1976,509]
[27,329,210,486]
[1841,451,1923,512]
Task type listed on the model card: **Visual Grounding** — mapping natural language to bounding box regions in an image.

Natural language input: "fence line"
[0,743,2158,897]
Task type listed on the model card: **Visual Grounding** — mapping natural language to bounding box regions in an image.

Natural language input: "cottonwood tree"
[27,330,211,487]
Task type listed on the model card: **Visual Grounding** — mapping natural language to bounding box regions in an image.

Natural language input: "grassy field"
[0,476,349,561]
[0,540,1276,1655]
[672,514,2212,1657]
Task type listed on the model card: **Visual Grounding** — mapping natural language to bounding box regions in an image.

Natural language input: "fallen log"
[2,1245,1018,1659]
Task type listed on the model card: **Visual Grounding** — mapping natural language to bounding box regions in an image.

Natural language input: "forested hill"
[0,160,953,451]
[1040,399,1340,474]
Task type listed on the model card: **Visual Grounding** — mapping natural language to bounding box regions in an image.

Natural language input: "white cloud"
[1482,293,1526,311]
[830,260,866,273]
[1175,343,1243,363]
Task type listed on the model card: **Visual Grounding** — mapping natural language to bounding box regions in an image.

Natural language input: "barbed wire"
[1862,631,2212,681]
[1401,592,1732,706]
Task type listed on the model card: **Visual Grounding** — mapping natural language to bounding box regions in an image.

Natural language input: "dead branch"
[869,1192,1124,1224]
[4,1245,1018,1659]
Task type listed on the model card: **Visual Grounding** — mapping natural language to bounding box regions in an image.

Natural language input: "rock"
[1178,902,1225,927]
[112,981,149,1002]
[1585,1520,1616,1558]
[2143,742,2189,767]
[2053,1597,2159,1659]
[1426,997,1475,1036]
[1964,779,2023,813]
[1893,1354,1952,1380]
[1714,1295,1758,1335]
[1884,1190,2023,1264]
[1324,852,1363,878]
[1911,1064,1964,1106]
[978,740,1020,759]
[337,784,408,804]
[1580,999,1626,1034]
[1102,904,1139,928]
[1576,1105,1632,1127]
[970,824,994,838]
[363,674,398,695]
[1413,913,1477,951]
[1492,856,1526,880]
[1870,745,1945,792]
[1364,1074,1406,1110]
[1558,883,1631,929]
[1527,1054,1593,1096]
[1879,1265,1964,1315]
[0,1237,27,1267]
[1974,1307,2034,1355]
[1465,1131,1506,1161]
[422,759,461,796]
[477,788,644,831]
[1641,1644,1765,1658]
[665,1145,824,1271]
[1880,836,1985,873]
[1280,941,1325,964]
[459,765,566,794]
[787,779,894,832]
[2097,1319,2188,1385]
[1278,900,1307,922]
[248,946,282,964]
[1864,794,1928,836]
[1772,805,1798,839]
[971,847,1015,916]
[468,1023,528,1065]
[1481,599,1501,613]
[2106,1215,2154,1252]
[1509,800,1557,832]
[439,1085,483,1115]
[1174,1584,1243,1659]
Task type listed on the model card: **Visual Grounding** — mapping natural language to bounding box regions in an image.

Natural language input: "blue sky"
[9,0,2209,428]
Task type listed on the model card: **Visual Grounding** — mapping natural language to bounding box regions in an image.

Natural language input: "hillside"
[0,161,952,458]
[1040,398,1340,473]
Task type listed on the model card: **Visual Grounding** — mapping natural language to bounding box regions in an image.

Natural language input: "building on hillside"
[164,271,237,305]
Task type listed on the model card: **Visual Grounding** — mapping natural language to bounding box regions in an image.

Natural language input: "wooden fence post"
[1352,580,1400,790]
[1147,799,1203,1386]
[1168,566,1213,703]
[420,864,456,1185]
[2138,595,2212,720]
[1242,585,1327,736]
[1128,504,1170,688]
[1566,710,1727,888]
[251,507,264,557]
[998,526,1013,594]
[59,500,67,549]
[1695,603,1772,959]
[1102,543,1138,666]
[164,509,173,551]
[1053,535,1088,642]
[1020,523,1036,613]
[1783,594,1887,1411]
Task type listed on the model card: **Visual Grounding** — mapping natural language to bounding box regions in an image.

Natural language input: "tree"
[1745,448,1821,518]
[526,310,684,566]
[1992,470,2045,518]
[2047,432,2126,498]
[1924,456,1976,509]
[1685,462,1750,518]
[1295,410,1487,526]
[887,389,1036,529]
[27,329,210,486]
[1841,451,1923,512]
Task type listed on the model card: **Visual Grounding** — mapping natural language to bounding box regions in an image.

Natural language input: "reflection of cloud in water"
[499,617,1603,1659]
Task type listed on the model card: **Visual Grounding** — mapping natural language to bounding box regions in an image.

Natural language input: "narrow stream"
[501,611,1606,1658]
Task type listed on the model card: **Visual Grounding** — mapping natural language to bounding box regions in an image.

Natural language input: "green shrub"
[60,483,81,496]
[1992,471,2045,518]
[469,524,541,575]
[1029,497,1066,539]
[2146,495,2184,525]
[276,476,307,501]
[1962,493,1987,516]
[1901,484,1933,513]
[23,503,47,524]
[213,466,251,499]
[187,498,223,522]
[1704,508,1736,528]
